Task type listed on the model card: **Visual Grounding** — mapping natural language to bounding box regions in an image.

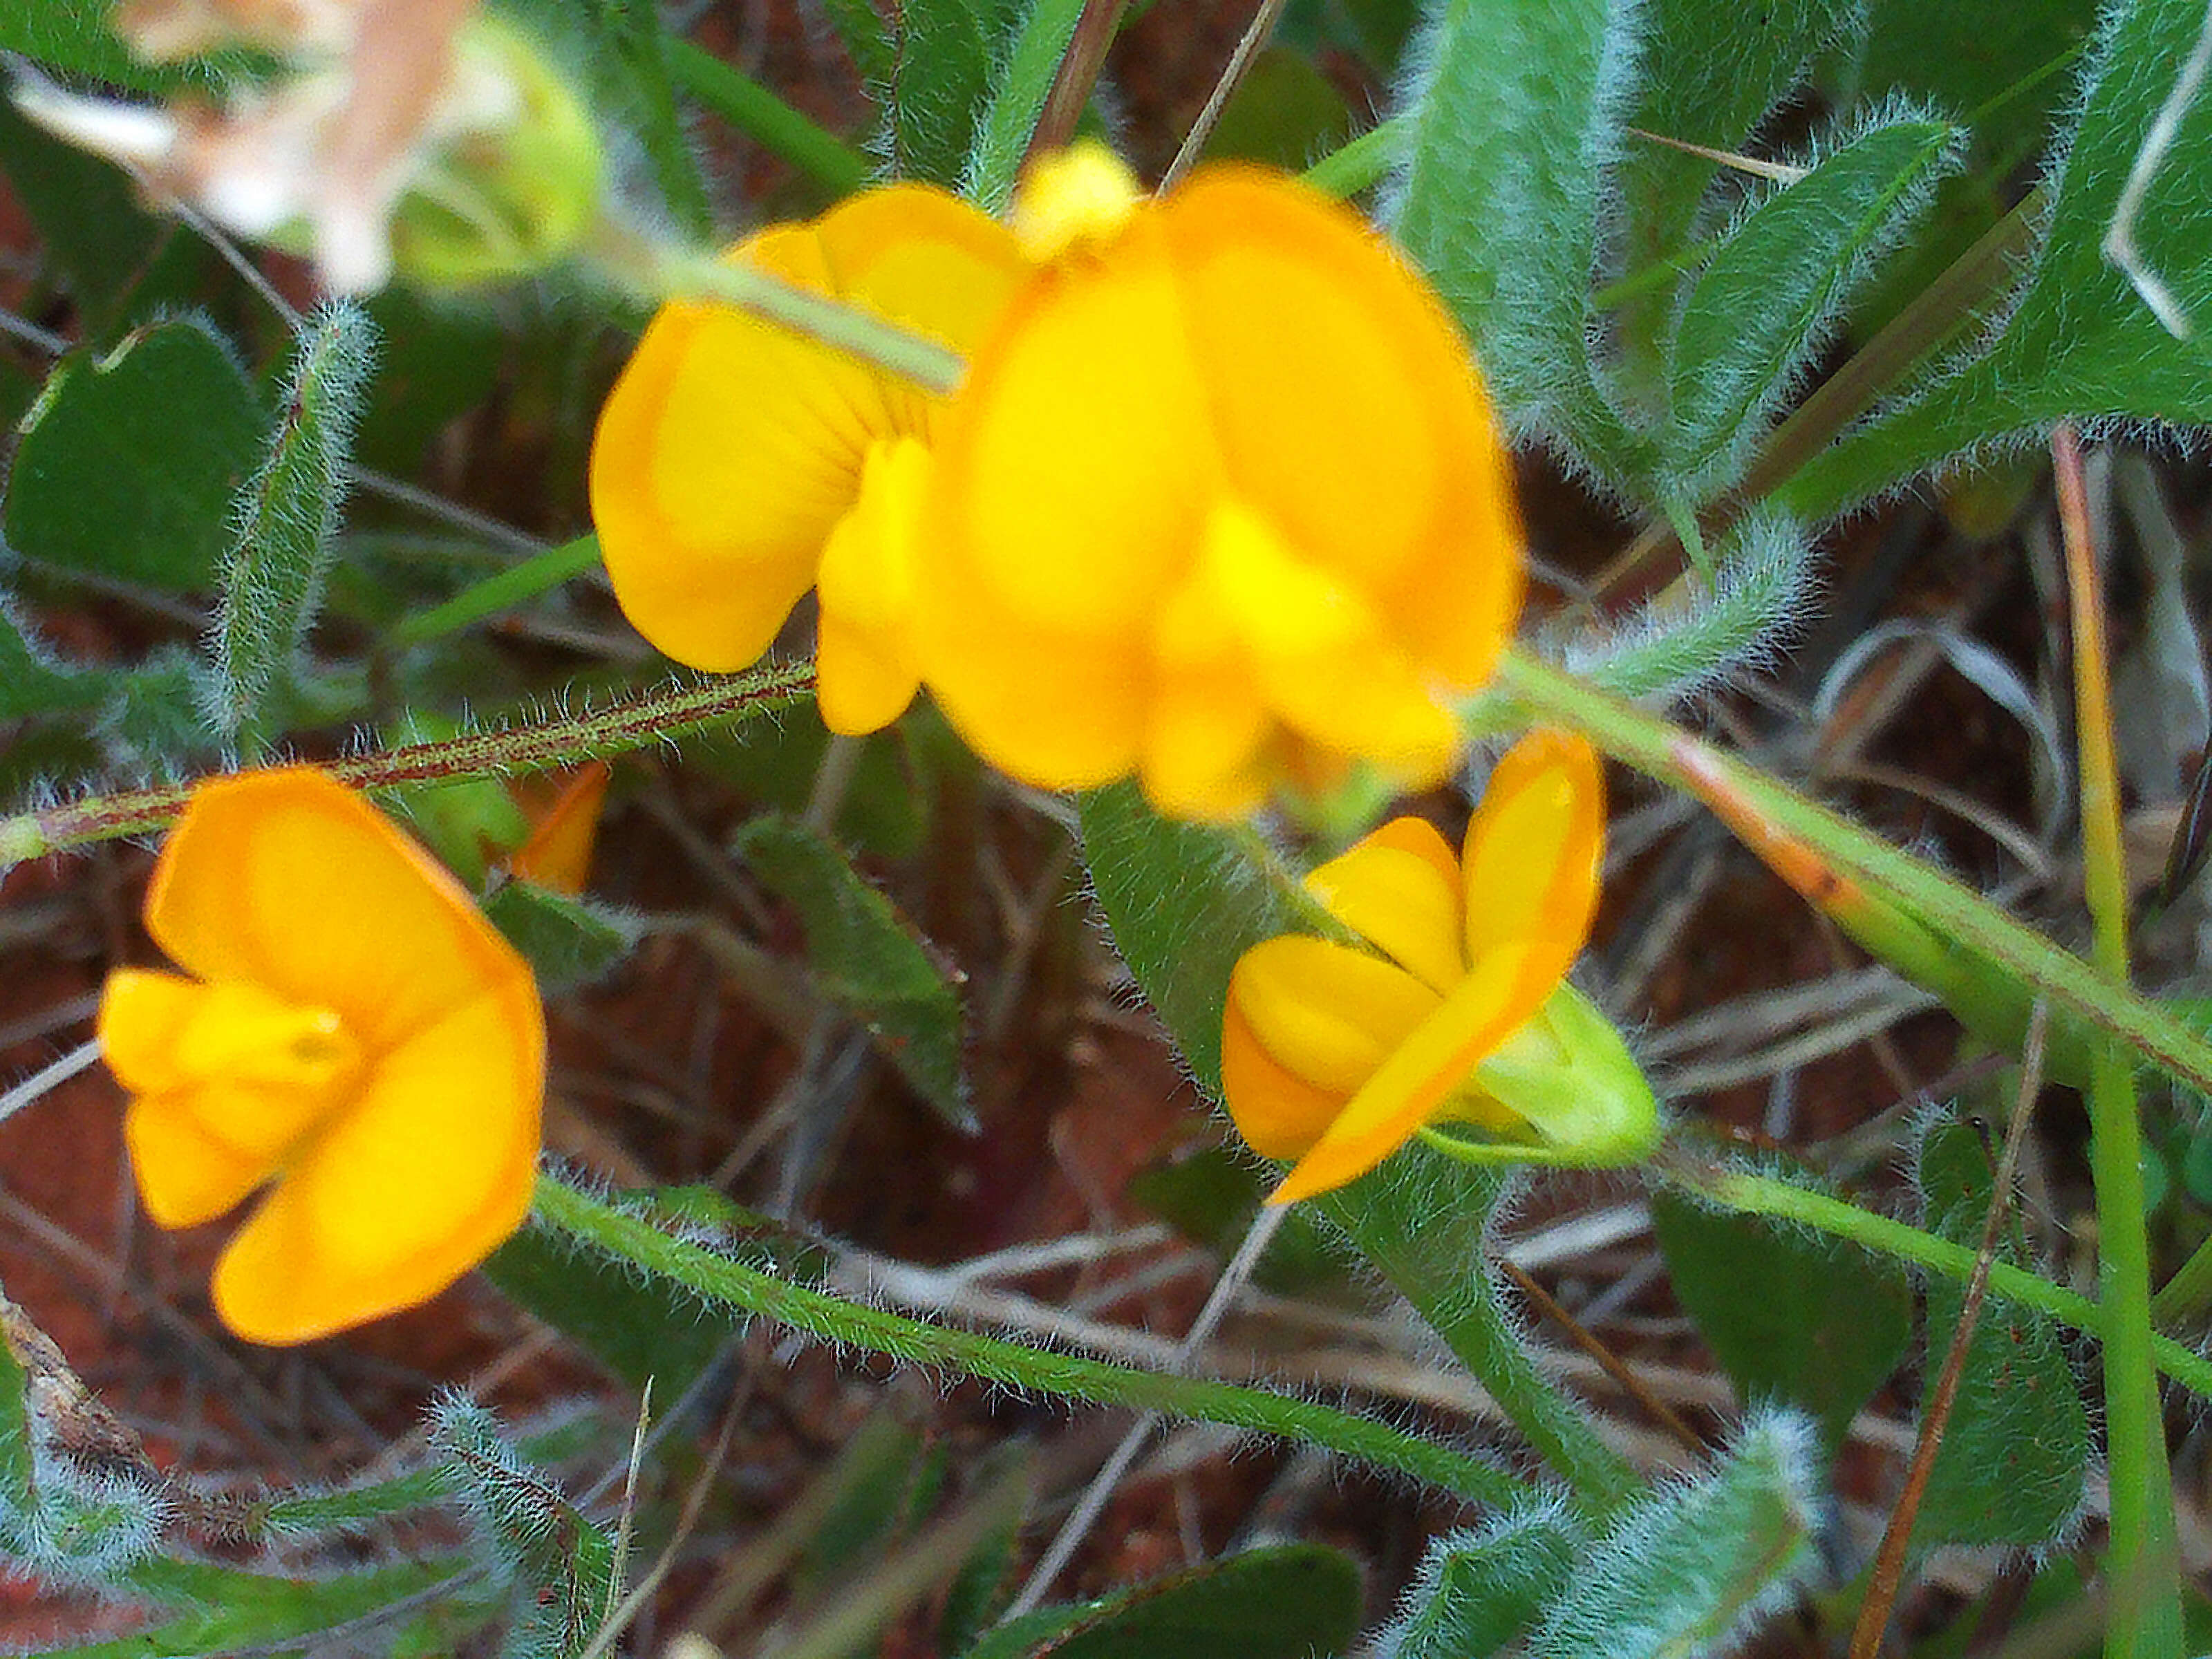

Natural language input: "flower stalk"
[1483,647,2212,1100]
[529,1173,1526,1504]
[0,663,813,868]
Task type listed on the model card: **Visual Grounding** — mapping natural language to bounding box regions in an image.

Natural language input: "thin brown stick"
[1159,0,1289,193]
[1497,1258,1706,1459]
[1847,1000,2050,1659]
[1021,0,1127,169]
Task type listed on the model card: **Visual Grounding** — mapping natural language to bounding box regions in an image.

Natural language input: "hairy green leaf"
[206,302,375,745]
[5,318,264,590]
[962,1544,1362,1659]
[482,881,642,990]
[1381,1502,1582,1659]
[733,813,973,1130]
[1912,1113,2090,1548]
[1530,1411,1824,1659]
[1785,0,2212,515]
[0,595,108,720]
[1667,115,1963,494]
[1653,1185,1911,1446]
[964,0,1088,211]
[1389,0,1655,486]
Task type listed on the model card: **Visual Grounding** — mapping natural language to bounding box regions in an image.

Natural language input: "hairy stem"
[0,663,814,865]
[531,1174,1526,1505]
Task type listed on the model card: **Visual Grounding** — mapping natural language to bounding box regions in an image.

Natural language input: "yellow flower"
[96,769,544,1344]
[1222,731,1656,1203]
[917,145,1524,820]
[589,184,1030,735]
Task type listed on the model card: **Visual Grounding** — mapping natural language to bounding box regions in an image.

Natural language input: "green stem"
[388,534,603,647]
[1311,1146,1644,1519]
[2059,427,2181,1659]
[586,223,964,394]
[530,1174,1525,1505]
[0,662,814,866]
[1486,648,2212,1102]
[1300,118,1406,200]
[1660,1160,2212,1402]
[665,39,871,196]
[2152,1232,2212,1325]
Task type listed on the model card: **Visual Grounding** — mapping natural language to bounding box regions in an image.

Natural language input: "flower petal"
[509,762,610,897]
[1461,731,1604,979]
[919,581,1152,789]
[816,437,930,735]
[593,184,1027,673]
[143,769,536,1058]
[1227,935,1438,1095]
[99,967,209,1095]
[1268,939,1556,1203]
[1302,821,1464,995]
[1197,498,1461,776]
[1140,568,1271,818]
[592,224,877,671]
[210,982,543,1344]
[1158,167,1521,686]
[125,1089,271,1227]
[1221,997,1347,1159]
[927,213,1217,637]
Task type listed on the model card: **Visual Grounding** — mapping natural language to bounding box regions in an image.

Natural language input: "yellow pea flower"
[1222,731,1658,1203]
[917,144,1524,820]
[589,185,1030,735]
[96,769,544,1344]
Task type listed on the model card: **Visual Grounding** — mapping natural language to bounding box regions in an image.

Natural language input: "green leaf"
[963,1544,1362,1659]
[1620,0,1864,287]
[1389,0,1655,486]
[1852,0,2096,158]
[1652,1185,1911,1447]
[964,0,1088,212]
[1382,1502,1582,1659]
[887,0,1027,187]
[0,96,174,339]
[430,1395,619,1659]
[483,1221,741,1394]
[42,1560,465,1658]
[1911,1113,2090,1549]
[482,881,643,990]
[0,594,108,720]
[4,318,265,590]
[354,289,506,477]
[1077,784,1305,1096]
[732,813,973,1130]
[207,301,375,746]
[1530,1411,1824,1659]
[1784,0,2212,516]
[1665,115,1964,495]
[0,0,254,94]
[820,0,897,88]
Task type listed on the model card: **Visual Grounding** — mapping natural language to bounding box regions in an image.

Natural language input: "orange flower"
[589,184,1030,734]
[917,144,1524,820]
[1222,732,1656,1201]
[97,769,543,1343]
